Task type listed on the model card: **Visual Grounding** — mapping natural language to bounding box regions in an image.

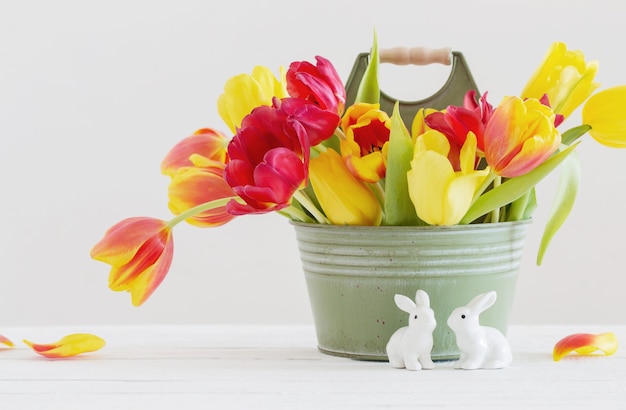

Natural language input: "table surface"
[0,324,623,409]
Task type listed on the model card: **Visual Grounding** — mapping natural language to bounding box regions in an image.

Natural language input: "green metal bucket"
[292,220,531,361]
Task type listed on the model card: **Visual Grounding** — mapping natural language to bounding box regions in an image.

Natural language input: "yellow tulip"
[521,42,599,119]
[582,85,626,148]
[407,131,490,225]
[217,66,288,134]
[309,149,382,226]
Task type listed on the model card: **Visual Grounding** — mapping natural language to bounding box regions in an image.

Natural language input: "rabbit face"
[447,306,477,332]
[394,290,437,331]
[410,306,437,331]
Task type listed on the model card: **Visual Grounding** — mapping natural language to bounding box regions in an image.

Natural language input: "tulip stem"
[490,176,502,223]
[334,127,346,140]
[470,170,497,207]
[166,196,241,228]
[278,206,314,223]
[293,190,330,224]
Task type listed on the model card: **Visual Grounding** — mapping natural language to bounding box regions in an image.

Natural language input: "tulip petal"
[0,334,14,348]
[91,217,174,306]
[553,332,618,361]
[339,102,391,183]
[287,56,346,115]
[90,218,170,267]
[408,130,488,226]
[484,96,560,178]
[24,334,106,359]
[160,128,229,177]
[217,67,287,134]
[408,150,454,225]
[521,42,599,119]
[167,163,236,228]
[309,149,382,226]
[582,85,626,148]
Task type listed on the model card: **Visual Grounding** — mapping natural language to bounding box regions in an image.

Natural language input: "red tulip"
[224,100,310,215]
[278,97,340,145]
[426,90,493,151]
[286,56,346,115]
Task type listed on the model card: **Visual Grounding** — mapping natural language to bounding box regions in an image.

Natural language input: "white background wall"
[1,0,624,327]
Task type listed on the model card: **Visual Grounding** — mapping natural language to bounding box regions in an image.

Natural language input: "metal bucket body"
[292,221,531,361]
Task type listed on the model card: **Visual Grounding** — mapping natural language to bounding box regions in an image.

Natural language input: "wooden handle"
[379,47,452,66]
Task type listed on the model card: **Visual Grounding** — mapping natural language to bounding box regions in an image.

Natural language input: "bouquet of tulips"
[91,36,626,307]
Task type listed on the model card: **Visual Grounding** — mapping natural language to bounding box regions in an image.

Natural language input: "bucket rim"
[290,219,532,232]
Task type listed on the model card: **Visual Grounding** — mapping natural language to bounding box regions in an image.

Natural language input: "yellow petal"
[309,150,382,226]
[582,85,626,148]
[251,65,288,100]
[555,62,600,118]
[24,334,106,359]
[407,151,454,225]
[409,131,489,226]
[414,129,450,156]
[217,67,286,134]
[522,41,599,119]
[411,108,439,143]
[459,131,477,175]
[553,332,618,361]
[0,334,14,348]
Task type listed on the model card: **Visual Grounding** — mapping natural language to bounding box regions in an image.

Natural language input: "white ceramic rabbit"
[447,291,512,370]
[386,289,436,370]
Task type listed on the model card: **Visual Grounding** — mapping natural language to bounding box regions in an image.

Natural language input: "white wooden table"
[0,325,623,409]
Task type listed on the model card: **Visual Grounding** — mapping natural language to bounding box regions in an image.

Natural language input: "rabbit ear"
[414,289,430,308]
[394,294,416,313]
[467,291,497,314]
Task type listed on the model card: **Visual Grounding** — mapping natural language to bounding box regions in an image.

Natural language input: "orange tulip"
[167,161,237,228]
[161,128,229,178]
[91,217,174,306]
[484,96,561,177]
[339,102,391,183]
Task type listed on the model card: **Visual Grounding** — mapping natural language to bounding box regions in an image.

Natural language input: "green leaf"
[506,185,537,221]
[536,149,580,265]
[561,124,591,146]
[460,143,580,224]
[506,189,530,221]
[383,102,424,225]
[522,187,537,220]
[355,30,380,104]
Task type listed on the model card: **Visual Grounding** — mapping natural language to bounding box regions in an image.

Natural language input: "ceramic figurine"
[447,291,512,370]
[386,289,436,370]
